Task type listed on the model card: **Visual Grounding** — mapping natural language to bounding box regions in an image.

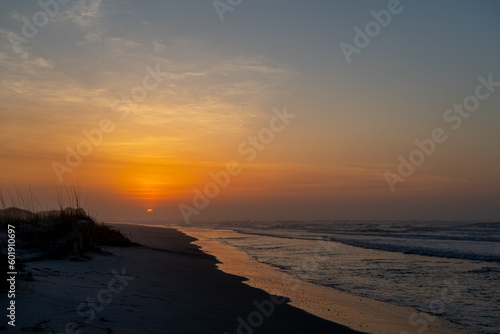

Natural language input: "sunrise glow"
[0,1,498,223]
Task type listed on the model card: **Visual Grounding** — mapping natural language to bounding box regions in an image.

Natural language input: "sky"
[0,0,499,223]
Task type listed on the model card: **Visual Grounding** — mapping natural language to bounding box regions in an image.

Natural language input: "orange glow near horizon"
[112,160,199,203]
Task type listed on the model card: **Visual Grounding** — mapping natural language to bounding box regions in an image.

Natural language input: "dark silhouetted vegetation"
[0,186,137,259]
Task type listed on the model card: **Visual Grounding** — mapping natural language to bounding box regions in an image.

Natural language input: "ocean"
[189,221,500,334]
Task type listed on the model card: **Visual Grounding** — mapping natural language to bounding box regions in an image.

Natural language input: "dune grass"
[0,185,137,253]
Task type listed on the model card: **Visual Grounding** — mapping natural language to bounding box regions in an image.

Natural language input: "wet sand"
[178,226,460,334]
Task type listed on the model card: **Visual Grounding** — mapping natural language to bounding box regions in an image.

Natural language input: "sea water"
[191,221,500,334]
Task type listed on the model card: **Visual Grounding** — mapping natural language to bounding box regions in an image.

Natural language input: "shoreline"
[176,226,461,334]
[11,224,364,333]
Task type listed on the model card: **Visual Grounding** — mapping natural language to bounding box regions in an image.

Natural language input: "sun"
[147,209,154,213]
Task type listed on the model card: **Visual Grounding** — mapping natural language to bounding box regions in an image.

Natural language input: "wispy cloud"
[63,0,104,43]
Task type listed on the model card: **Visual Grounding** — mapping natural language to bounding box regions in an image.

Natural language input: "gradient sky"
[1,0,499,222]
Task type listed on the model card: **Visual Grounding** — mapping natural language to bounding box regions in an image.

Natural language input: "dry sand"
[178,226,461,334]
[10,224,364,333]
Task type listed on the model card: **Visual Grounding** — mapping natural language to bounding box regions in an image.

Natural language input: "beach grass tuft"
[0,185,137,259]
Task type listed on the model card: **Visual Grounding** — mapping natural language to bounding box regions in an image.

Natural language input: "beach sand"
[12,224,364,333]
[177,226,460,334]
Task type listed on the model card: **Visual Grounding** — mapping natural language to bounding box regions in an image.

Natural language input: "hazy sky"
[1,0,499,223]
